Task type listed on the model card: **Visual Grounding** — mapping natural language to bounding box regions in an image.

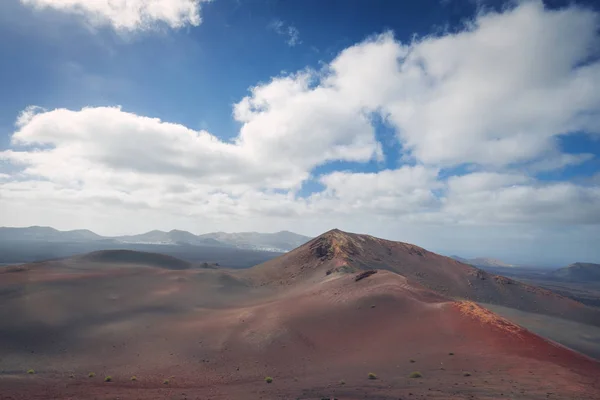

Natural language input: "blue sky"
[1,0,600,266]
[0,0,477,144]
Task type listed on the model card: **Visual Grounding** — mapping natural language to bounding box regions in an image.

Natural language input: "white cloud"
[19,0,210,31]
[325,2,600,168]
[442,174,600,225]
[312,166,442,215]
[269,19,301,46]
[2,1,600,263]
[2,105,382,192]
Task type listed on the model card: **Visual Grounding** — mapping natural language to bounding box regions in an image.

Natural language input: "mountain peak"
[249,229,426,285]
[310,229,363,260]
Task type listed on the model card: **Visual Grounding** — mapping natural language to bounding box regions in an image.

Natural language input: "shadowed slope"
[248,229,600,326]
[75,250,192,270]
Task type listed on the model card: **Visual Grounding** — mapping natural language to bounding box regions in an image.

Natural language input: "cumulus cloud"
[2,102,381,191]
[442,173,600,225]
[19,0,210,31]
[312,166,442,215]
[2,1,600,261]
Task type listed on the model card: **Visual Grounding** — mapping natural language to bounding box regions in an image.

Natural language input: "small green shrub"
[368,372,377,380]
[463,372,471,377]
[265,376,273,383]
[163,379,170,385]
[27,369,35,374]
[104,376,112,382]
[130,376,137,381]
[408,371,423,378]
[88,372,96,378]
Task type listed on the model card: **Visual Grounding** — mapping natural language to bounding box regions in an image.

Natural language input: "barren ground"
[2,231,600,399]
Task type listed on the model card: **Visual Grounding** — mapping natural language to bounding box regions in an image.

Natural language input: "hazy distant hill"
[198,230,311,252]
[0,226,103,242]
[114,229,226,247]
[0,226,311,252]
[552,262,600,282]
[0,226,311,265]
[115,229,310,251]
[451,255,514,268]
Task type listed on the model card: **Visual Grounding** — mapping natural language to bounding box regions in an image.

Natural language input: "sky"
[0,0,599,266]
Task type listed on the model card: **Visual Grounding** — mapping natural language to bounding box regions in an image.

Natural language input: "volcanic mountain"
[1,230,599,399]
[248,229,600,326]
[552,262,600,282]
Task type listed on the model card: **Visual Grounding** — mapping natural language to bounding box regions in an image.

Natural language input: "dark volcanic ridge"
[76,250,193,270]
[552,262,600,282]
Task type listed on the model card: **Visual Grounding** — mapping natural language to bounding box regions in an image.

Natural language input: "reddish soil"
[1,230,600,399]
[246,229,600,325]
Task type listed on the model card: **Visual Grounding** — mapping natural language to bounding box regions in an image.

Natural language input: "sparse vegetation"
[163,379,170,385]
[368,372,377,380]
[88,372,96,378]
[463,372,471,377]
[27,369,35,374]
[130,376,137,381]
[409,371,423,378]
[265,376,273,383]
[104,376,112,382]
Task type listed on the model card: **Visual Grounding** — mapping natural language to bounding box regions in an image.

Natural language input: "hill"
[114,229,228,246]
[197,230,311,251]
[0,226,311,253]
[451,255,514,268]
[248,229,600,326]
[76,250,193,270]
[552,262,600,282]
[0,226,103,242]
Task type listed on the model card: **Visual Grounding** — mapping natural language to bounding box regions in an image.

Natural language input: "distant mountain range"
[0,226,311,253]
[450,255,515,268]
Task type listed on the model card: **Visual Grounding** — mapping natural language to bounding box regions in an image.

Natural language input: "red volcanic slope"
[248,229,600,325]
[1,231,600,399]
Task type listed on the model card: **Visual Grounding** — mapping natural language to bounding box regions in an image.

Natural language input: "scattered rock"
[355,270,377,282]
